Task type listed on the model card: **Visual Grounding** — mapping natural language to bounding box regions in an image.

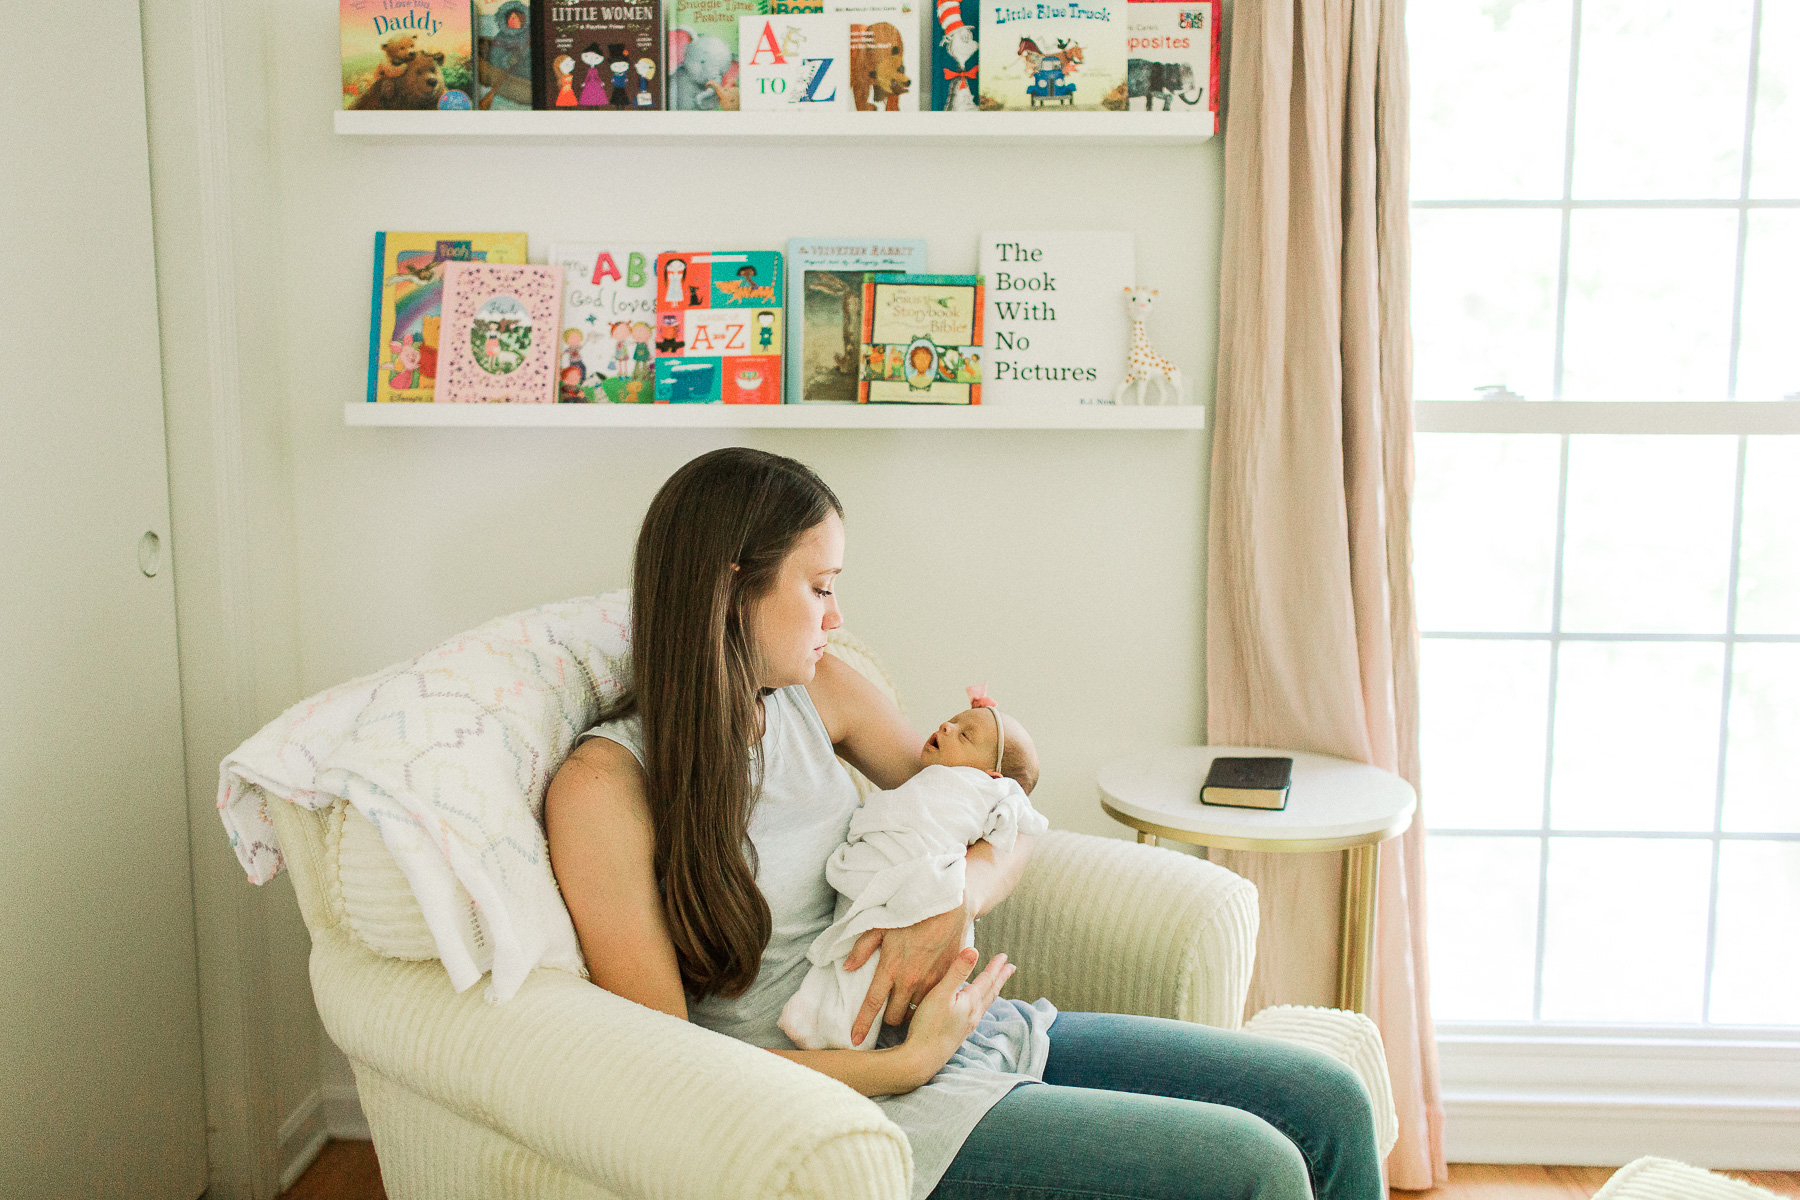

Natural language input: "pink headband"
[966,685,1004,774]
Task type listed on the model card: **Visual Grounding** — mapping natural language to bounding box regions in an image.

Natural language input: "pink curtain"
[1204,0,1445,1188]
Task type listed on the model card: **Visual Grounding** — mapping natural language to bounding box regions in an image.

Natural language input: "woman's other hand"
[897,947,1014,1088]
[845,902,972,1046]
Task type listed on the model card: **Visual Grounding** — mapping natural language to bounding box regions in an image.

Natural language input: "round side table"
[1097,745,1417,1014]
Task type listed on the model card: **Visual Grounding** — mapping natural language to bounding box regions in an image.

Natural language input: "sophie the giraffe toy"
[1113,286,1183,405]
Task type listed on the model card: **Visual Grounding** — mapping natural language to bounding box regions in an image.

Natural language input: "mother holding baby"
[545,448,1381,1200]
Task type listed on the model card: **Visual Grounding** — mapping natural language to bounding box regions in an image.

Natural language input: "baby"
[779,687,1047,1050]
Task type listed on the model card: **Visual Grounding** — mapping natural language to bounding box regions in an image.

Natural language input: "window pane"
[1751,0,1800,198]
[1409,0,1570,200]
[1422,640,1550,830]
[1734,213,1800,402]
[1560,435,1737,633]
[1723,644,1800,834]
[1710,841,1800,1025]
[1415,434,1561,632]
[1426,835,1541,1021]
[1550,642,1723,832]
[1571,0,1753,199]
[1561,211,1739,402]
[1737,436,1800,633]
[1540,836,1711,1022]
[1412,210,1560,402]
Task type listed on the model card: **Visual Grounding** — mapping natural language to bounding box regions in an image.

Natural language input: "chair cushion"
[1594,1158,1782,1199]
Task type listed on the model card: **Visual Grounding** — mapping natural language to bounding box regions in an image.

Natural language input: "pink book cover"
[435,262,564,402]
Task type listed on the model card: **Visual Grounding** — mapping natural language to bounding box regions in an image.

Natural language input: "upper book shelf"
[332,109,1216,144]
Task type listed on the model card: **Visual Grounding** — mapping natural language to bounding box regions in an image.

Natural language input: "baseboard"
[1445,1093,1800,1170]
[324,1082,371,1140]
[276,1091,329,1193]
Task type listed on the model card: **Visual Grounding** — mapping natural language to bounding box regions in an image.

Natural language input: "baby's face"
[922,708,1001,772]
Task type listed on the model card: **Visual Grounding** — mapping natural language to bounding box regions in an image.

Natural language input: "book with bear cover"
[738,13,851,109]
[668,0,760,109]
[858,273,984,405]
[840,7,919,111]
[785,238,927,403]
[652,251,785,403]
[366,232,530,403]
[547,244,661,402]
[341,0,475,110]
[532,0,664,109]
[434,262,564,403]
[476,0,535,109]
[976,0,1125,112]
[930,0,979,111]
[1125,0,1216,123]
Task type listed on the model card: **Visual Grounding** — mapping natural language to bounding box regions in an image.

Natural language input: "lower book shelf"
[341,402,1208,430]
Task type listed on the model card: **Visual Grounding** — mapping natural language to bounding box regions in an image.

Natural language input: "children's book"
[435,263,565,403]
[341,0,475,110]
[547,245,662,402]
[653,251,785,403]
[759,0,824,10]
[476,0,535,110]
[929,0,979,111]
[978,231,1134,406]
[1125,0,1217,123]
[976,0,1125,112]
[366,232,531,403]
[738,14,851,109]
[668,0,759,109]
[858,273,984,405]
[532,0,664,109]
[838,7,919,111]
[785,238,927,402]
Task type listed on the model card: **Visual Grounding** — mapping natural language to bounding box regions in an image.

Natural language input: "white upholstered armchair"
[242,616,1397,1200]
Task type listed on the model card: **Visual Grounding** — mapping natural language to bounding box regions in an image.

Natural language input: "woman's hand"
[844,902,972,1046]
[895,947,1015,1089]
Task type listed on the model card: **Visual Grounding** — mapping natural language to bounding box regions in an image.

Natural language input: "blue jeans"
[929,1012,1383,1200]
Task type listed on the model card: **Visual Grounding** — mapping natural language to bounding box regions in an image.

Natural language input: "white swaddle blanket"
[778,763,1050,1050]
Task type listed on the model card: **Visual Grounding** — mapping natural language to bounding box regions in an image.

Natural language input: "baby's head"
[920,689,1040,794]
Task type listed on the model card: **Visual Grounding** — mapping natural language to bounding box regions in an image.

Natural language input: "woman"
[545,448,1380,1200]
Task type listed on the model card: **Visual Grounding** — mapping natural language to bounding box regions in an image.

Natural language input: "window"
[1409,0,1799,1032]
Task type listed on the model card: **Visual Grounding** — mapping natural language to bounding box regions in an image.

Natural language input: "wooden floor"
[279,1141,1800,1199]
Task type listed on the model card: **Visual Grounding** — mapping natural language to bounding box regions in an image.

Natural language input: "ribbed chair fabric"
[1242,1004,1400,1156]
[1594,1158,1782,1200]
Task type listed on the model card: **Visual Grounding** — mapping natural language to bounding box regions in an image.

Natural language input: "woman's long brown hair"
[602,448,842,999]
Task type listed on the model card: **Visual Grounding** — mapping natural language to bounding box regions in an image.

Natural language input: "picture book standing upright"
[435,262,565,403]
[738,13,851,108]
[667,0,760,109]
[476,0,535,109]
[367,232,530,402]
[858,273,983,405]
[930,0,979,111]
[834,2,918,111]
[547,244,661,402]
[977,231,1135,407]
[341,0,475,110]
[786,238,927,402]
[532,0,664,109]
[1124,0,1217,124]
[653,252,785,403]
[977,0,1125,112]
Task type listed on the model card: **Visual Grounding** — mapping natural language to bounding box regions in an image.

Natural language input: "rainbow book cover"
[476,0,535,110]
[532,0,664,109]
[341,0,475,110]
[435,263,564,403]
[1125,0,1216,122]
[977,0,1125,112]
[668,0,759,109]
[857,273,983,405]
[547,244,661,403]
[366,232,530,403]
[785,237,927,403]
[652,251,784,404]
[929,0,979,110]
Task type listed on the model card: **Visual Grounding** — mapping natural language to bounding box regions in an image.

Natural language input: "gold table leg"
[1336,842,1380,1013]
[1136,830,1157,846]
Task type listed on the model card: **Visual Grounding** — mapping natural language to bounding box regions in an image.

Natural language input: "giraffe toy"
[1113,286,1183,405]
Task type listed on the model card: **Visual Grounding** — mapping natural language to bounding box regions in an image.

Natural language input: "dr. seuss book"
[476,0,535,110]
[785,238,927,403]
[738,14,851,109]
[532,0,664,109]
[341,0,474,110]
[435,263,564,403]
[930,0,979,111]
[547,244,661,402]
[858,274,984,405]
[839,8,919,111]
[366,232,530,403]
[653,251,785,403]
[977,0,1125,112]
[1125,0,1216,122]
[668,0,759,110]
[978,231,1134,406]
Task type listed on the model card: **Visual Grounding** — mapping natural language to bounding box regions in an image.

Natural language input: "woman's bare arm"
[806,651,924,790]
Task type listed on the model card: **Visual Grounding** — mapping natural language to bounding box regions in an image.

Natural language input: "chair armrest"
[973,830,1258,1029]
[1243,1004,1399,1157]
[309,926,911,1200]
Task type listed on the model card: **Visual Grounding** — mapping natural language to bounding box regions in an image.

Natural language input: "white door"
[0,0,209,1193]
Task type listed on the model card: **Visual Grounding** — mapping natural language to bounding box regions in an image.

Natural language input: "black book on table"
[1200,756,1294,811]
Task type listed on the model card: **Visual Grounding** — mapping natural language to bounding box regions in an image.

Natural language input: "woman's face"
[746,513,843,690]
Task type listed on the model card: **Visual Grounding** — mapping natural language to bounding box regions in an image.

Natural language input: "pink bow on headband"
[967,685,997,709]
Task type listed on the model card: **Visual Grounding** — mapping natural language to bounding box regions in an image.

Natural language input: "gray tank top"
[581,684,1054,1200]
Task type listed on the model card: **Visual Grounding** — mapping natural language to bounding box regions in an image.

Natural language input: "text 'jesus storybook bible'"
[1199,756,1293,811]
[858,273,984,405]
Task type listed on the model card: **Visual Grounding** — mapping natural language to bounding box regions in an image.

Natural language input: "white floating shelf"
[343,402,1206,429]
[333,109,1214,144]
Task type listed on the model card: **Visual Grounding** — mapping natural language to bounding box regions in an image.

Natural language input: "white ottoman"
[1595,1157,1782,1199]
